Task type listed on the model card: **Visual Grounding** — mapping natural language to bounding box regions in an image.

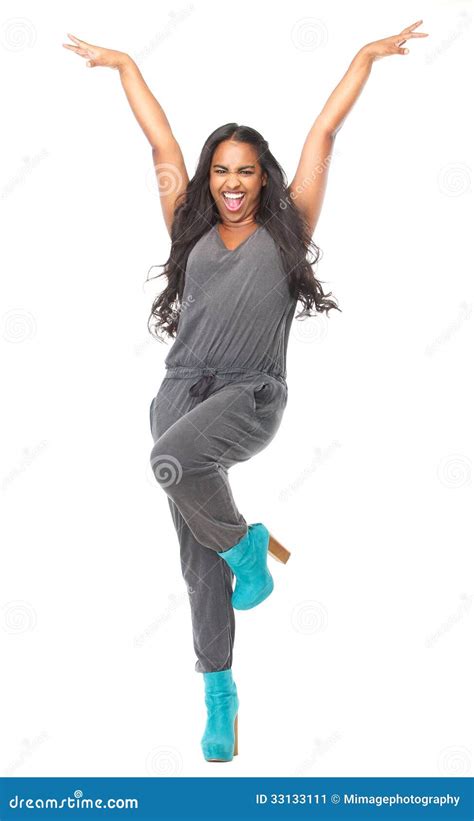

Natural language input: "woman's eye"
[214,170,253,175]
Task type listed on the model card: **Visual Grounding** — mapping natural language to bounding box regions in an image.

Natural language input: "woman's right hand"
[62,33,130,71]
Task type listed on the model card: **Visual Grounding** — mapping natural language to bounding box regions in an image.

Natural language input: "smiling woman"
[209,141,268,246]
[147,124,341,341]
[62,18,429,765]
[213,156,260,216]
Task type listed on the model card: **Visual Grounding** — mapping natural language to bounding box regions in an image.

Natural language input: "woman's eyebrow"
[212,163,256,170]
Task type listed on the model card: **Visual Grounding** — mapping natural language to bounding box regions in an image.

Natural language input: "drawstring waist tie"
[164,365,286,402]
[189,372,217,400]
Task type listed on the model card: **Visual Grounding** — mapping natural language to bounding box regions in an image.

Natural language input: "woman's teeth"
[222,192,245,211]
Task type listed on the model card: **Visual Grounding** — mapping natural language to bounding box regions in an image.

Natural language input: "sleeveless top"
[164,223,298,381]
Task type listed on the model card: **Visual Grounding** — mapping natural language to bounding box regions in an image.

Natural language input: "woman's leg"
[150,376,287,552]
[167,495,235,673]
[149,376,239,674]
[149,373,286,672]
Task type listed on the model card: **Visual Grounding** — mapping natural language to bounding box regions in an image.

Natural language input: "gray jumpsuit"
[149,222,297,673]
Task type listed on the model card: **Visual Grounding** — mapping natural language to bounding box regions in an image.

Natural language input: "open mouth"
[222,192,246,212]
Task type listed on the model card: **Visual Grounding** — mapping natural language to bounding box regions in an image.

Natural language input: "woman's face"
[209,140,267,225]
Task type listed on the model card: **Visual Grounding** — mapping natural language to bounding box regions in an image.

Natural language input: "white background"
[1,0,472,778]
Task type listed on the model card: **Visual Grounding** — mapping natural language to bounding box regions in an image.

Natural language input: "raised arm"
[118,57,190,236]
[288,20,428,235]
[62,34,189,237]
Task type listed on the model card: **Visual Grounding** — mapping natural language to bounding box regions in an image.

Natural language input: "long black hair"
[146,123,341,341]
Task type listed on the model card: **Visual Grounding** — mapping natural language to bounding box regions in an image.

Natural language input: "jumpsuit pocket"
[252,379,288,419]
[252,382,271,415]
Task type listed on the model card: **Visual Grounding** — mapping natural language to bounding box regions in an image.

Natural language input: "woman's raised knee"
[150,437,185,491]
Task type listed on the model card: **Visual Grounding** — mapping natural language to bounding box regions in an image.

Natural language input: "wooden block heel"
[233,713,238,755]
[268,534,291,564]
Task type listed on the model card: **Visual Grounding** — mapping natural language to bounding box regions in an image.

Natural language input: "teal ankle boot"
[201,669,239,762]
[219,523,274,610]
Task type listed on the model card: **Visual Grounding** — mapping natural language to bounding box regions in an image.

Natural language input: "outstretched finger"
[390,29,427,48]
[401,22,429,36]
[62,43,92,58]
[401,20,424,33]
[66,33,91,49]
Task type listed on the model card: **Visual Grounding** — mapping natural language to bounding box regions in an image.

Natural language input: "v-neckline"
[214,223,262,253]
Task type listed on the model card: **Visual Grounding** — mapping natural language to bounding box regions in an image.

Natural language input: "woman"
[63,19,428,763]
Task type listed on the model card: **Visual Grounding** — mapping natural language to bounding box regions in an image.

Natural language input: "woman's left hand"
[360,19,429,61]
